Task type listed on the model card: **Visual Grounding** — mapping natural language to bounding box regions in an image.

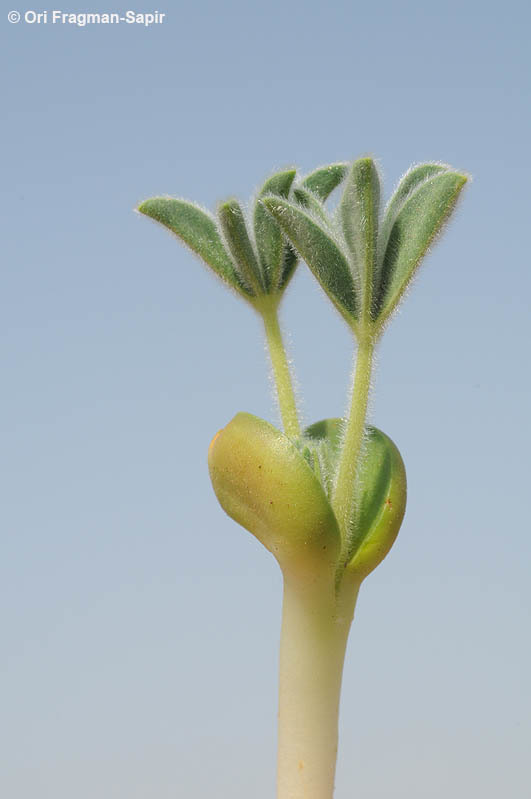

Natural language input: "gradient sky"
[2,1,530,797]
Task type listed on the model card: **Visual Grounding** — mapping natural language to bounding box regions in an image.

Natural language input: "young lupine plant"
[138,158,467,799]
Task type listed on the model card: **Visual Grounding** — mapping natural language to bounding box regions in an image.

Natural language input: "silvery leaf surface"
[254,168,297,292]
[218,199,265,295]
[374,170,467,323]
[338,157,381,317]
[262,196,358,325]
[302,163,348,200]
[137,197,251,297]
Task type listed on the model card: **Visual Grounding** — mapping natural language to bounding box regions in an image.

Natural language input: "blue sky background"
[2,1,530,796]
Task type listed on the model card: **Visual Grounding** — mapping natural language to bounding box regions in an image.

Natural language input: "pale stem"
[277,573,360,799]
[260,299,301,439]
[332,338,375,546]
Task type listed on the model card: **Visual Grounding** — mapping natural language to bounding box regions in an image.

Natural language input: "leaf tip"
[136,197,158,217]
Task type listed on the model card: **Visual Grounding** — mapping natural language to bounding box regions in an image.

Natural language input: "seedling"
[138,158,467,799]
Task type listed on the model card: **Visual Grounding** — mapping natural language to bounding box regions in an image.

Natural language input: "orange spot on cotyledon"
[208,429,223,456]
[298,760,304,771]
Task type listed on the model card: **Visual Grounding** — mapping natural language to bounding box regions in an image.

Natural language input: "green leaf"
[253,164,347,295]
[259,168,297,199]
[338,158,381,316]
[261,197,358,325]
[379,164,449,250]
[292,186,332,227]
[208,413,341,579]
[218,199,265,295]
[374,163,448,308]
[375,171,468,323]
[137,197,251,296]
[254,169,297,292]
[303,419,407,581]
[302,163,348,200]
[277,245,298,292]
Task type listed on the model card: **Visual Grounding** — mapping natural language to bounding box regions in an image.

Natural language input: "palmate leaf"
[139,165,347,307]
[338,158,381,316]
[374,170,467,324]
[137,197,251,297]
[262,197,358,325]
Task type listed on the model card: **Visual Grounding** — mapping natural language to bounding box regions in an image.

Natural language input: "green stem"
[276,572,360,799]
[260,299,301,439]
[332,337,375,549]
